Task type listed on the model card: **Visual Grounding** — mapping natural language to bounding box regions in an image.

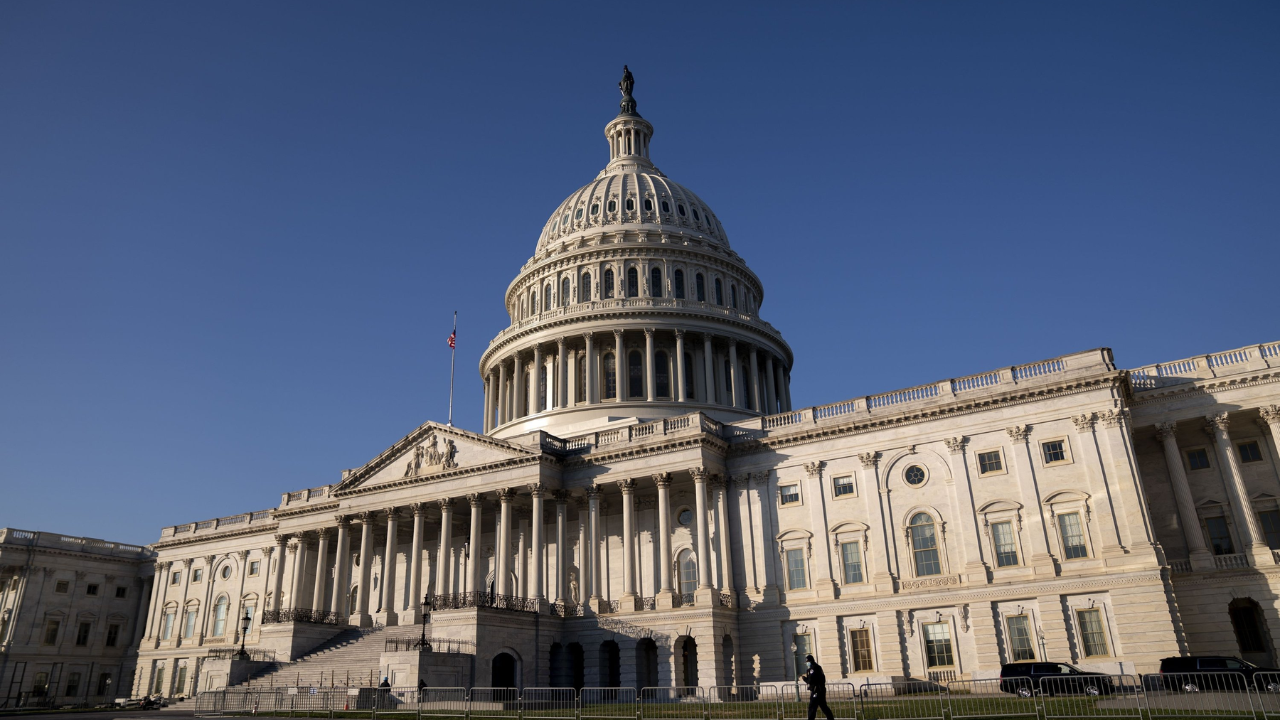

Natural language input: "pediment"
[334,422,538,494]
[978,499,1023,514]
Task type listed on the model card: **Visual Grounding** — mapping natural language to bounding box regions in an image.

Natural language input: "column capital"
[674,328,685,339]
[410,502,429,517]
[583,332,593,343]
[315,527,330,540]
[803,461,824,479]
[727,338,738,349]
[527,483,548,498]
[858,451,880,469]
[943,437,967,455]
[643,327,655,337]
[1072,413,1097,432]
[557,337,566,348]
[236,549,250,561]
[287,541,300,554]
[731,474,751,488]
[613,329,624,340]
[273,534,289,545]
[1155,421,1177,442]
[553,489,571,504]
[1100,408,1129,429]
[383,507,400,521]
[355,511,375,524]
[1261,405,1280,427]
[438,497,457,511]
[1205,412,1231,437]
[259,547,274,559]
[584,484,604,499]
[691,466,710,483]
[617,477,637,493]
[204,554,217,566]
[497,487,518,503]
[333,514,350,528]
[653,472,673,488]
[708,474,726,490]
[1006,424,1031,442]
[750,470,770,486]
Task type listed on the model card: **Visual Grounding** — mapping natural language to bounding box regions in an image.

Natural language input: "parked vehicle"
[1156,656,1280,692]
[999,662,1114,696]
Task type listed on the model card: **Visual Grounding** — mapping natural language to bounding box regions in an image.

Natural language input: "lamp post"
[235,610,252,660]
[417,594,430,650]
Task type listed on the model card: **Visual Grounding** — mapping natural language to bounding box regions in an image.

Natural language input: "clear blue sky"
[2,2,1277,545]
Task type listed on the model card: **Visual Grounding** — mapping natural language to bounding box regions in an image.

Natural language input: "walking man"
[801,653,835,720]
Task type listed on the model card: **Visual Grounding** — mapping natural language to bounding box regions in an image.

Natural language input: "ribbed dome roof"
[534,170,728,255]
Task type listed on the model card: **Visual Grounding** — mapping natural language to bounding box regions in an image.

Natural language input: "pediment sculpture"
[403,432,459,477]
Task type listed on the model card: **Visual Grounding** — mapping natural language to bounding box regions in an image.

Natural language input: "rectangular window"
[992,521,1019,567]
[171,572,181,586]
[833,475,856,497]
[55,580,69,593]
[175,666,188,695]
[786,548,807,590]
[1042,440,1067,464]
[152,667,165,695]
[1006,615,1035,661]
[76,621,92,646]
[249,560,261,576]
[43,620,60,645]
[792,634,812,678]
[1076,609,1109,657]
[1206,516,1235,555]
[1187,448,1211,470]
[1239,441,1263,463]
[115,586,128,599]
[923,622,955,668]
[779,484,800,505]
[1058,512,1088,559]
[1259,511,1280,550]
[849,628,874,672]
[978,451,1004,475]
[33,672,49,696]
[65,672,81,697]
[841,541,864,584]
[162,612,175,640]
[192,568,203,583]
[106,624,120,647]
[86,583,99,596]
[183,610,197,638]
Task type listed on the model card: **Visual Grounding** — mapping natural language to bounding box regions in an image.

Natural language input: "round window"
[625,198,635,211]
[644,198,653,212]
[220,566,231,580]
[905,465,926,486]
[575,208,583,220]
[608,200,617,213]
[678,508,693,526]
[591,203,599,215]
[677,204,686,216]
[662,200,671,213]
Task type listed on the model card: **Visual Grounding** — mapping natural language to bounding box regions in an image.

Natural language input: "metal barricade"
[1038,674,1142,720]
[779,683,858,720]
[418,688,469,719]
[1140,672,1255,719]
[289,687,341,717]
[707,685,780,720]
[580,687,639,720]
[946,677,1038,719]
[640,686,706,720]
[1253,672,1280,719]
[470,687,521,720]
[373,687,420,718]
[859,680,946,720]
[524,688,579,720]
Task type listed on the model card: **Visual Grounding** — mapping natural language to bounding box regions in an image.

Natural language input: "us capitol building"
[4,70,1280,703]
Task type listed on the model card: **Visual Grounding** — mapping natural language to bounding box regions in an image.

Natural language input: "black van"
[999,662,1113,696]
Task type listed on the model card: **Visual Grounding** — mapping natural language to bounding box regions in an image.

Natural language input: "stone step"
[239,623,429,688]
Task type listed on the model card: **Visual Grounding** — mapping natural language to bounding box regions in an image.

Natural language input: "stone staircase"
[242,624,426,689]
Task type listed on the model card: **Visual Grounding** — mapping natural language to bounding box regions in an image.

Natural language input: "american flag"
[447,329,456,349]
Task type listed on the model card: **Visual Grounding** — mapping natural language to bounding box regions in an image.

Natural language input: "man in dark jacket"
[801,654,835,720]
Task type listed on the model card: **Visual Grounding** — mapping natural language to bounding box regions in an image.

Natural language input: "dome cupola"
[479,68,794,439]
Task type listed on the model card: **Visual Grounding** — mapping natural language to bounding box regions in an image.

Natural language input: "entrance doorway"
[636,639,659,688]
[1230,598,1275,667]
[599,641,620,687]
[678,637,698,687]
[492,653,517,688]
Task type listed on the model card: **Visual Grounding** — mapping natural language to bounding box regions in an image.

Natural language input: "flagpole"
[448,311,457,427]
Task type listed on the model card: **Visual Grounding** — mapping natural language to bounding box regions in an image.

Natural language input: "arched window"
[910,513,942,576]
[695,273,706,302]
[628,350,644,398]
[655,351,670,397]
[580,272,591,302]
[678,551,698,595]
[577,355,586,403]
[626,268,639,298]
[212,596,229,637]
[603,269,615,299]
[530,291,536,314]
[714,278,723,305]
[538,365,548,412]
[544,284,552,311]
[684,352,696,399]
[673,269,685,299]
[650,267,663,298]
[604,353,617,400]
[561,278,570,307]
[730,284,738,309]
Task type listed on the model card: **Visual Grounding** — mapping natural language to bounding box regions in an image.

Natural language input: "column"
[311,528,330,613]
[380,508,399,625]
[675,330,686,402]
[1155,423,1213,570]
[692,469,714,598]
[434,499,454,596]
[614,330,625,400]
[288,540,306,610]
[942,437,989,583]
[801,463,836,599]
[782,369,793,411]
[764,355,777,414]
[774,363,786,413]
[655,473,675,606]
[576,498,588,603]
[703,335,716,405]
[510,352,522,419]
[557,338,568,409]
[713,477,736,601]
[554,491,568,604]
[728,340,741,408]
[352,512,375,626]
[498,360,508,426]
[1207,413,1271,564]
[748,346,762,412]
[859,454,895,592]
[1006,427,1056,573]
[269,535,287,613]
[408,503,426,622]
[619,479,637,604]
[463,495,480,596]
[586,485,603,605]
[330,518,350,615]
[497,489,516,595]
[530,485,546,605]
[584,333,596,404]
[484,373,493,433]
[143,563,164,640]
[644,329,656,402]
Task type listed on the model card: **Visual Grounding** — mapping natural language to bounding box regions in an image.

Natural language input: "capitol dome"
[480,68,794,439]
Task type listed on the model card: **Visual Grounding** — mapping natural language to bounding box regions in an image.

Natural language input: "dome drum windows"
[673,269,685,299]
[626,268,639,298]
[575,208,583,220]
[627,351,644,399]
[661,200,671,214]
[603,353,617,400]
[603,269,615,299]
[650,267,663,298]
[714,278,723,306]
[625,198,635,212]
[608,199,617,213]
[677,203,687,217]
[643,198,653,212]
[695,273,706,302]
[591,203,599,216]
[560,278,570,307]
[579,272,592,303]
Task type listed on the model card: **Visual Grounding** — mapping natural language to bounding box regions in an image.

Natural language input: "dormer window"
[662,200,671,213]
[692,208,700,221]
[608,200,617,213]
[575,208,583,220]
[561,213,568,226]
[625,198,635,212]
[677,204,686,216]
[644,198,653,212]
[591,203,599,215]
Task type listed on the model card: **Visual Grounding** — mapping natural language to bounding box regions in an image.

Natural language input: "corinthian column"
[748,346,762,412]
[498,361,508,426]
[554,491,568,604]
[644,329,656,401]
[703,334,716,405]
[269,536,287,613]
[585,485,603,608]
[655,473,676,608]
[692,469,715,604]
[675,330,687,402]
[531,345,543,413]
[728,340,741,408]
[584,333,596,404]
[1156,423,1214,570]
[764,355,777,414]
[1206,413,1271,565]
[330,518,350,615]
[712,476,736,601]
[613,330,625,400]
[619,479,637,605]
[529,485,546,607]
[407,503,426,622]
[557,338,568,409]
[379,508,399,625]
[311,528,330,613]
[436,499,455,596]
[352,513,375,627]
[496,489,517,595]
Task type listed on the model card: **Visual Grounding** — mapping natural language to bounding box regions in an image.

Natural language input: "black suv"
[999,662,1114,696]
[1156,656,1280,692]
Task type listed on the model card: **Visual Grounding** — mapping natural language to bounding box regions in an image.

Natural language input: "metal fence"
[1141,672,1255,719]
[778,682,858,720]
[1038,674,1142,720]
[946,678,1038,720]
[707,685,779,720]
[860,680,947,720]
[580,687,638,720]
[640,687,706,720]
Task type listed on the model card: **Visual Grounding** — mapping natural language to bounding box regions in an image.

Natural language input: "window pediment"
[1043,490,1090,506]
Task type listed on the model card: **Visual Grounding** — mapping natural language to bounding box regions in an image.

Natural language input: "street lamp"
[235,610,252,660]
[417,594,430,650]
